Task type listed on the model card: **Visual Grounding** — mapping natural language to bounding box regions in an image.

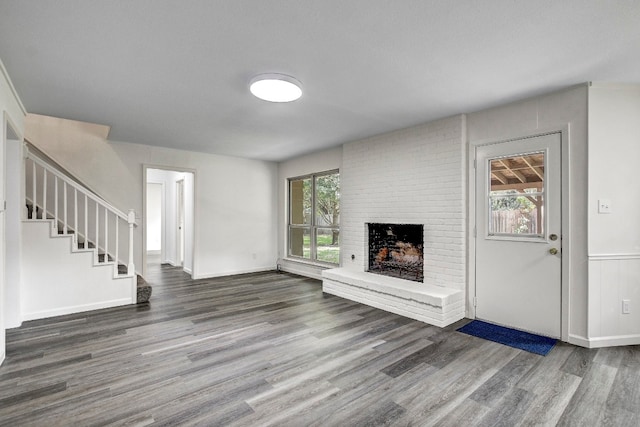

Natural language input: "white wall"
[146,183,162,252]
[1,59,26,365]
[277,146,343,279]
[21,221,135,320]
[587,83,640,347]
[467,84,589,343]
[341,116,467,290]
[5,139,22,328]
[25,115,278,280]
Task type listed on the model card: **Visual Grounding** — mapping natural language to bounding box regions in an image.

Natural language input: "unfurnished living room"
[1,1,639,426]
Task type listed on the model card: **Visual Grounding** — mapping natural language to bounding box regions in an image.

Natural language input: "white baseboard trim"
[585,334,640,348]
[191,267,274,280]
[147,250,161,255]
[0,351,5,367]
[277,258,329,281]
[22,298,133,321]
[279,264,324,280]
[567,334,590,348]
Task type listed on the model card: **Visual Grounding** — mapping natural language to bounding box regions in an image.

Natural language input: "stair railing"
[24,147,137,277]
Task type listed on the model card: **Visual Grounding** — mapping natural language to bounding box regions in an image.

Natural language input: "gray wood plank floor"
[1,261,639,426]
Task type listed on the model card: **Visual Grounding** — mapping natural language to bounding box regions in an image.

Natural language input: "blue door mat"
[457,320,557,356]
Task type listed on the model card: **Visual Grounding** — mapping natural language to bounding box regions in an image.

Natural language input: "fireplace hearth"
[367,223,424,282]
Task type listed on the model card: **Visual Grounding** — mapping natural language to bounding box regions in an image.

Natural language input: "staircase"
[22,146,151,321]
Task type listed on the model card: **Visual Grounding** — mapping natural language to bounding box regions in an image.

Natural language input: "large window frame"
[288,170,340,265]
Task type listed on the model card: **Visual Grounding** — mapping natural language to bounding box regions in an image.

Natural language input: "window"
[288,171,340,264]
[488,152,545,238]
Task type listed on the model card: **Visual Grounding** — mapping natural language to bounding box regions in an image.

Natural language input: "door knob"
[549,234,558,241]
[549,248,558,255]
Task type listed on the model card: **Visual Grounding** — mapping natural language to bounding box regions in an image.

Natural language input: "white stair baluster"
[54,177,58,231]
[115,219,119,275]
[95,202,99,261]
[74,188,78,247]
[43,168,47,221]
[84,194,88,249]
[104,207,109,263]
[32,160,36,218]
[63,182,68,234]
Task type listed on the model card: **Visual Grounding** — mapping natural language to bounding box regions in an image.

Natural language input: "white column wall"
[0,58,26,365]
[5,139,23,328]
[587,83,640,347]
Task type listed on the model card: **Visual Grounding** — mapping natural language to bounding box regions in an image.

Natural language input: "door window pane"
[488,152,544,237]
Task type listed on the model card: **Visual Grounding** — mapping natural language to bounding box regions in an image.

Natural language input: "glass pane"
[316,228,339,264]
[289,227,311,259]
[290,178,311,225]
[489,152,545,236]
[489,194,543,235]
[490,152,544,193]
[315,173,340,226]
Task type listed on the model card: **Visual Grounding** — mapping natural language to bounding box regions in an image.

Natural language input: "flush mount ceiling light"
[249,73,302,103]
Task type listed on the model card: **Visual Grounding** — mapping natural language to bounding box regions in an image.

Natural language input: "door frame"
[176,178,185,267]
[468,126,571,342]
[142,165,197,279]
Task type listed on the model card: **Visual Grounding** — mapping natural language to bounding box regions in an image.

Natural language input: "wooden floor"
[1,262,639,426]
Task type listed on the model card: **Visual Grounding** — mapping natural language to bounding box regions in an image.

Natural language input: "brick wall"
[340,115,466,290]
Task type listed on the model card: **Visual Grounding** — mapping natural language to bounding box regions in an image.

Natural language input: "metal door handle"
[549,248,558,255]
[549,234,558,241]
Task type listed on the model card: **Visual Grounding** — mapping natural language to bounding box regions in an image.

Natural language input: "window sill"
[281,257,338,269]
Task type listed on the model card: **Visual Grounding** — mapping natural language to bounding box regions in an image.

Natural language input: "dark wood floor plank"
[1,259,640,426]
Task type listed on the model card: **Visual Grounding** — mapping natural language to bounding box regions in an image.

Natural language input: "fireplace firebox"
[367,223,424,282]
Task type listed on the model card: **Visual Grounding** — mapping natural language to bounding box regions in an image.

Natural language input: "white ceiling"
[1,1,639,161]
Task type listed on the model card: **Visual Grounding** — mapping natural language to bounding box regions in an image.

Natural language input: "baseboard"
[192,266,274,280]
[567,334,590,348]
[22,298,133,322]
[584,334,640,348]
[147,250,161,255]
[0,350,4,367]
[277,258,328,280]
[183,266,193,275]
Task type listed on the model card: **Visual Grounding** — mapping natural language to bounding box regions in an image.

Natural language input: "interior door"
[475,133,562,338]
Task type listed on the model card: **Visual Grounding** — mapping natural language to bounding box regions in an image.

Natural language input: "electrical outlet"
[598,199,612,214]
[622,299,631,314]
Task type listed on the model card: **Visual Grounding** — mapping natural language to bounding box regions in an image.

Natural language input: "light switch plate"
[598,199,612,214]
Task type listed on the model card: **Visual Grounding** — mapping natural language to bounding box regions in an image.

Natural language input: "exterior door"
[475,133,562,338]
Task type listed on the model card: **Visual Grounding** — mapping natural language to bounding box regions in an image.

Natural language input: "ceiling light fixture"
[249,73,302,103]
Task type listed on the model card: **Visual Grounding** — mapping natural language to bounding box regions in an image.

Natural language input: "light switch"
[598,199,612,214]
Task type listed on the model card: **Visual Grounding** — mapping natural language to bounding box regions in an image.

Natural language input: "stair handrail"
[26,150,137,226]
[25,148,137,276]
[24,139,110,205]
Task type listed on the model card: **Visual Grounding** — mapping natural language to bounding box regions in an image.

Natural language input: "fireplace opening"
[367,223,424,282]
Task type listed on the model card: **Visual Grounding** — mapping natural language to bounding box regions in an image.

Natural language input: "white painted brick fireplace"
[322,115,467,327]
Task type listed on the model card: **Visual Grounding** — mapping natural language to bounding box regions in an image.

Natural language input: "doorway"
[474,132,562,338]
[144,168,195,277]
